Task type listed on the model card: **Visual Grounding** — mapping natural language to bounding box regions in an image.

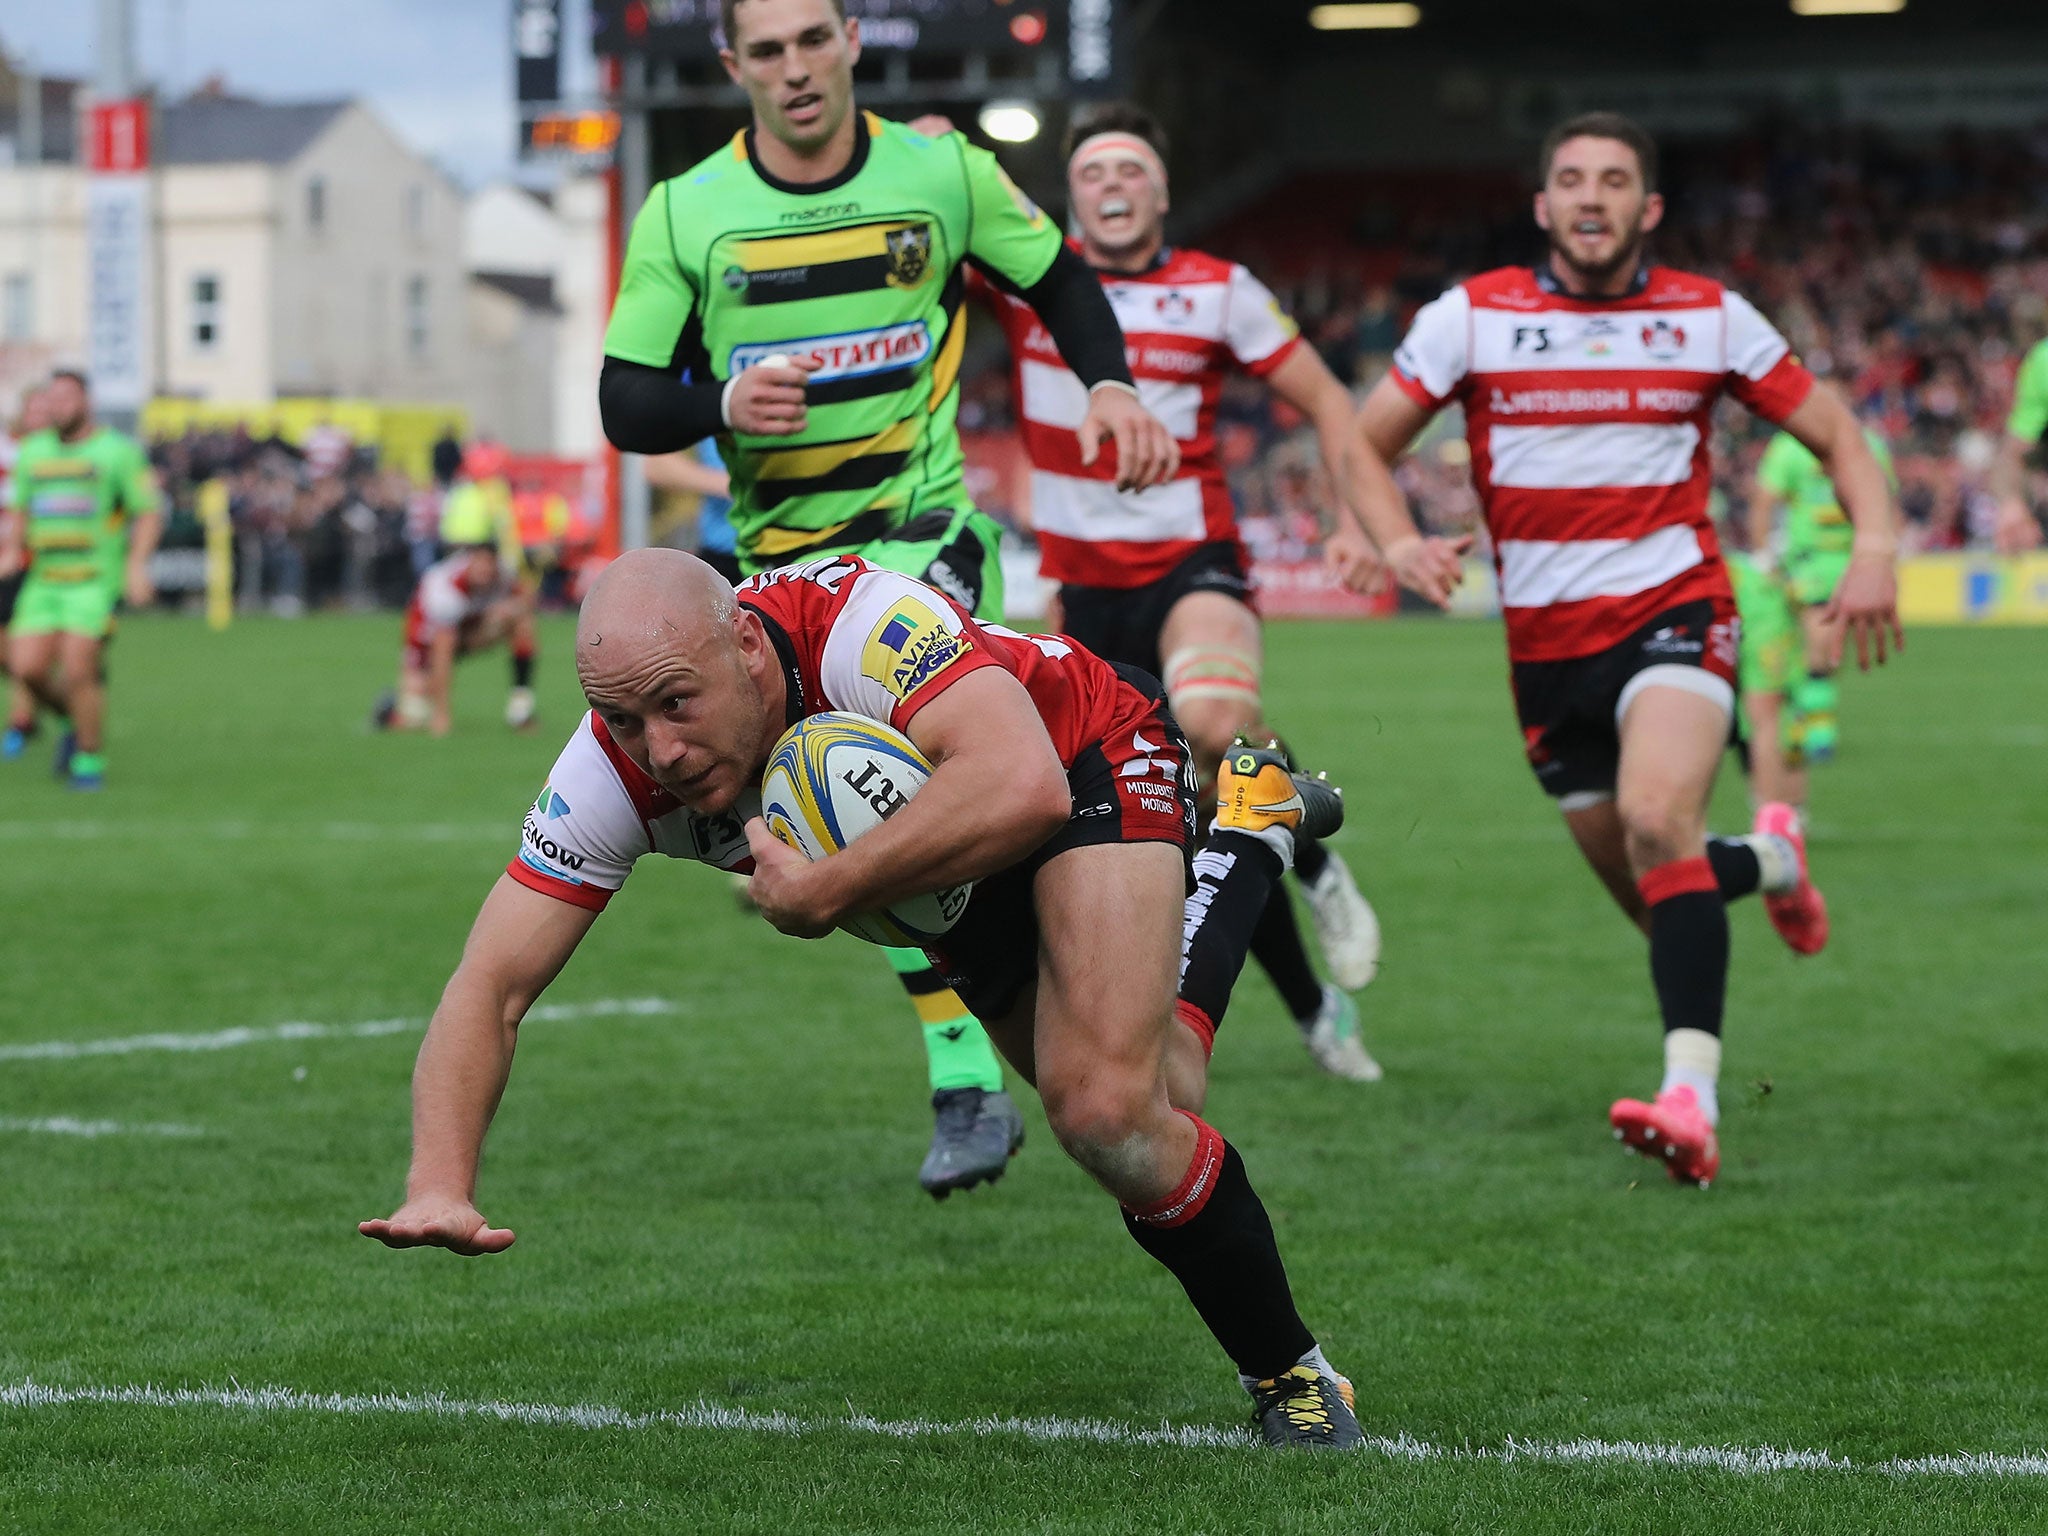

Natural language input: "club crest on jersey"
[1582,316,1622,358]
[1642,319,1688,360]
[1156,289,1196,323]
[861,600,969,700]
[885,224,933,287]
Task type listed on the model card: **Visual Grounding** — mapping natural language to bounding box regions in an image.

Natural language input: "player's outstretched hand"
[359,1194,515,1256]
[726,356,819,437]
[1994,497,2044,555]
[1078,387,1180,493]
[1324,523,1389,599]
[1823,550,1905,670]
[1384,533,1472,609]
[742,818,836,939]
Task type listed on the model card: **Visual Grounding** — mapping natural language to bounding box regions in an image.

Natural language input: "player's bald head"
[577,548,739,683]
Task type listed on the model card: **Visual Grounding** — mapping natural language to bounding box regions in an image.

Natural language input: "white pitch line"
[1,1380,2044,1478]
[0,820,506,843]
[0,998,679,1063]
[0,1117,205,1139]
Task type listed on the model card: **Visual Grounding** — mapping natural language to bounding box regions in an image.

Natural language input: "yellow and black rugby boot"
[1215,739,1345,849]
[1247,1365,1365,1450]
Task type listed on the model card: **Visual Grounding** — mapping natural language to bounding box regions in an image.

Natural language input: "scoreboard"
[592,0,1060,57]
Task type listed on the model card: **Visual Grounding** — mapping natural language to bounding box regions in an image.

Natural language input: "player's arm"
[1344,376,1472,607]
[744,667,1071,937]
[1777,382,1903,667]
[1748,443,1790,565]
[641,452,732,500]
[1990,343,2048,554]
[423,626,460,737]
[359,876,600,1255]
[1263,344,1390,594]
[121,453,164,608]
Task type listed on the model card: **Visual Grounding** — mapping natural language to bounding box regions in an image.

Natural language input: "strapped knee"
[1163,646,1261,719]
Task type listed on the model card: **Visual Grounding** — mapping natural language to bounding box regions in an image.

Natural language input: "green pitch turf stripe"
[5,1381,2045,1478]
[0,997,681,1062]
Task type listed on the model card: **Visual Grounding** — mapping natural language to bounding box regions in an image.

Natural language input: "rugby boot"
[1248,1364,1364,1450]
[1215,740,1344,852]
[918,1087,1025,1199]
[1,725,29,760]
[1299,985,1382,1083]
[369,688,399,731]
[1610,1085,1720,1189]
[1754,801,1829,956]
[1300,850,1381,991]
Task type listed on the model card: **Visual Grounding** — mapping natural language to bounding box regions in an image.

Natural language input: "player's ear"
[1533,190,1552,233]
[1639,191,1665,235]
[718,47,742,85]
[843,17,861,65]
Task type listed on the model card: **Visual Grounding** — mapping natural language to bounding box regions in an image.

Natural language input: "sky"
[2,0,600,188]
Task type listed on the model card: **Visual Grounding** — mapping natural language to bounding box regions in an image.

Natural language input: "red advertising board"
[88,100,151,173]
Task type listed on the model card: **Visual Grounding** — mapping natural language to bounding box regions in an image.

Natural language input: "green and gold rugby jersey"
[8,426,159,587]
[1756,425,1894,561]
[604,112,1062,572]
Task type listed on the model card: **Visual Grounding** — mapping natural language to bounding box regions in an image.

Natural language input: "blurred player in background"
[644,442,740,584]
[1,384,53,749]
[364,548,1368,1448]
[372,534,529,739]
[1989,334,2048,555]
[1748,421,1896,767]
[596,0,1179,1197]
[438,440,540,730]
[1347,113,1902,1187]
[0,370,160,790]
[966,103,1391,1084]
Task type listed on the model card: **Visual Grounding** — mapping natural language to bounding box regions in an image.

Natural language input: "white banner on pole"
[87,172,152,413]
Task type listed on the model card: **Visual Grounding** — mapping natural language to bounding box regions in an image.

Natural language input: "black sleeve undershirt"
[999,245,1135,391]
[599,357,726,456]
[599,246,1133,456]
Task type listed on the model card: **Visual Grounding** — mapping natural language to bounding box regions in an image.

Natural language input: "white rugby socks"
[1661,1027,1722,1125]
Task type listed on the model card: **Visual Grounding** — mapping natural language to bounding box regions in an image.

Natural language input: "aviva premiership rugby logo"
[861,600,968,700]
[885,224,932,286]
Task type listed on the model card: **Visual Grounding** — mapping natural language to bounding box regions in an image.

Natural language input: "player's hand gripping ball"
[757,713,974,946]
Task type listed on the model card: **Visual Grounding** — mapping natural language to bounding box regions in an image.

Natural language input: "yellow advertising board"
[1897,553,2048,626]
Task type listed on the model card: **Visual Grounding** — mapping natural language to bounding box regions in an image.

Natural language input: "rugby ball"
[758,712,974,946]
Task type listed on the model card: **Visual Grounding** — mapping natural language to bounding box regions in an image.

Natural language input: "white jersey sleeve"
[817,567,988,734]
[1222,263,1302,375]
[508,718,654,911]
[417,559,473,627]
[1390,284,1473,406]
[1720,288,1793,382]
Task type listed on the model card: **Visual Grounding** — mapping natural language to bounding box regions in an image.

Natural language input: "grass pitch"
[2,612,2044,1533]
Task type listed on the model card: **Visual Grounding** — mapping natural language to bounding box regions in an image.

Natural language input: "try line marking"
[2,1380,2043,1478]
[0,998,680,1063]
[0,1117,204,1138]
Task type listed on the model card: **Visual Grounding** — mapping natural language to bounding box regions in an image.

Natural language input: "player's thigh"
[55,631,105,688]
[7,624,58,680]
[1028,841,1184,1126]
[1615,681,1731,865]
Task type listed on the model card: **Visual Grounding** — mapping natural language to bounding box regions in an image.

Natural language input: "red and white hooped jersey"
[1390,265,1815,663]
[403,552,496,652]
[505,555,1136,911]
[975,245,1303,589]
